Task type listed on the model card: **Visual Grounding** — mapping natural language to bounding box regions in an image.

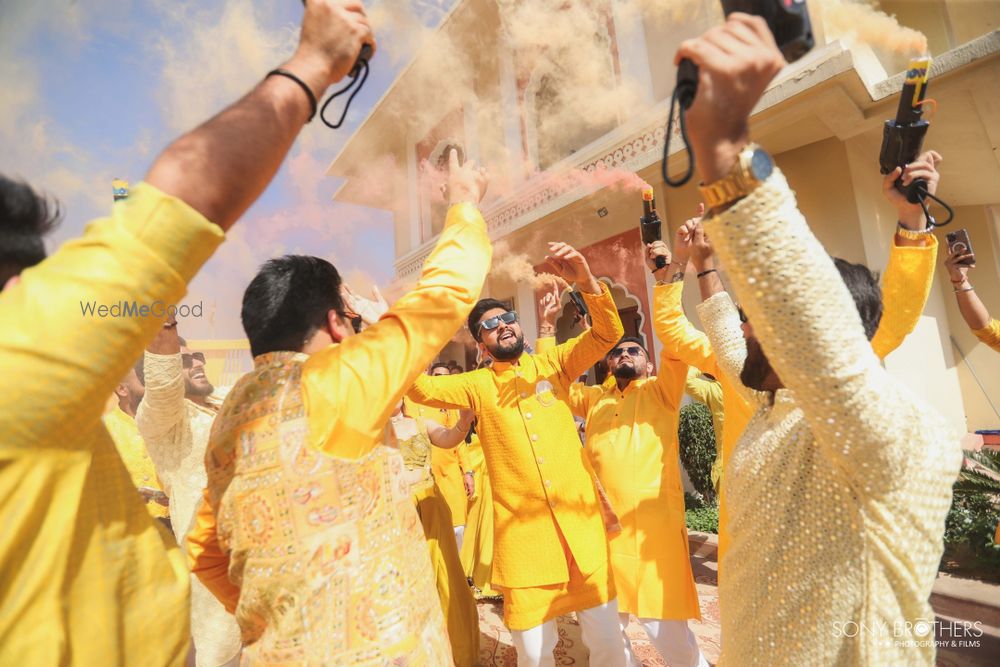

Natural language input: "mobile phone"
[946,229,975,266]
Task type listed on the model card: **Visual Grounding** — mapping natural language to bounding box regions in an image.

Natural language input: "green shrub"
[945,489,1000,569]
[679,402,718,503]
[685,504,719,533]
[944,449,1000,570]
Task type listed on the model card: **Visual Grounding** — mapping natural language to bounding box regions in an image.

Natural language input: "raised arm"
[408,371,479,412]
[0,2,376,448]
[539,243,624,384]
[146,1,373,231]
[678,15,945,468]
[945,245,999,351]
[135,321,187,448]
[871,152,941,359]
[304,152,491,459]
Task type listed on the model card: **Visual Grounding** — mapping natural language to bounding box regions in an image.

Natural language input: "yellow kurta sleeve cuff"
[116,183,225,284]
[972,318,1000,352]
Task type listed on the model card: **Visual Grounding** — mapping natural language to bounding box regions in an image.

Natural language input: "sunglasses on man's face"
[479,311,518,333]
[182,352,206,368]
[737,307,748,324]
[609,345,643,359]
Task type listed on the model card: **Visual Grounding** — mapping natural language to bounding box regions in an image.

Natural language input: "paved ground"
[476,554,721,666]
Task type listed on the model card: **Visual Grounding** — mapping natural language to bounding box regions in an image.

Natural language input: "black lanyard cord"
[320,58,370,130]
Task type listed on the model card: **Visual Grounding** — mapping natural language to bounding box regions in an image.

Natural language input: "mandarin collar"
[253,350,310,369]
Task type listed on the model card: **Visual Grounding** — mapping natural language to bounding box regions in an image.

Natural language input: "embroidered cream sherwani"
[137,352,241,666]
[701,170,961,666]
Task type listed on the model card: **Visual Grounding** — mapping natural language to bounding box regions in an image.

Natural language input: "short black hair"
[833,257,883,340]
[468,298,510,342]
[241,255,345,357]
[608,335,647,356]
[134,357,146,386]
[0,176,62,286]
[430,362,450,373]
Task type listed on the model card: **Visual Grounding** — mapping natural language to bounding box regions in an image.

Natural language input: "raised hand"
[676,13,786,184]
[341,283,388,326]
[944,245,975,284]
[689,221,715,273]
[671,203,705,269]
[645,241,672,275]
[882,150,942,229]
[445,148,489,206]
[539,281,562,331]
[295,0,377,90]
[544,242,601,295]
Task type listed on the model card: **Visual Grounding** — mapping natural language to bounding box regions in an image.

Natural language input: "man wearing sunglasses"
[407,242,627,667]
[137,317,242,666]
[559,249,707,667]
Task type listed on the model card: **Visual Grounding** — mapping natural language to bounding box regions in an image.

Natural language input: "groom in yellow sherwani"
[565,243,707,667]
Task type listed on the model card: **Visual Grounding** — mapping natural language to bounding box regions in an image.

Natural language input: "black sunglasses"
[737,307,748,324]
[609,345,643,358]
[479,311,518,332]
[182,352,206,368]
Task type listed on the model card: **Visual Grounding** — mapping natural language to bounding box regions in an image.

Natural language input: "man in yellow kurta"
[103,365,171,523]
[562,240,707,667]
[0,5,375,664]
[186,151,491,665]
[407,243,627,667]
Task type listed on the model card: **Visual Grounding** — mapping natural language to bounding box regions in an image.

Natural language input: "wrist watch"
[699,143,773,211]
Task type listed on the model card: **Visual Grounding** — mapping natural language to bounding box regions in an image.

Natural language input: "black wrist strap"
[266,68,317,123]
[697,268,718,278]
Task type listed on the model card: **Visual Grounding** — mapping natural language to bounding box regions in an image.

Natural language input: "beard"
[740,335,775,392]
[185,377,215,398]
[488,333,525,361]
[612,364,639,380]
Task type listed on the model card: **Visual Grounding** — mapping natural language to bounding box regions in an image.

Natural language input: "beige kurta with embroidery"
[137,352,241,666]
[703,170,961,666]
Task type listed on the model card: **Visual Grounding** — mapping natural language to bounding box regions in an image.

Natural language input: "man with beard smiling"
[407,242,627,667]
[138,318,241,667]
[560,242,707,667]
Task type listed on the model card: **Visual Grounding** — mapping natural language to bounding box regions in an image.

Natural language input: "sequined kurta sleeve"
[704,169,962,666]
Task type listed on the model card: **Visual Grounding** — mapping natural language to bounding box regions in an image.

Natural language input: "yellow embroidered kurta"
[103,406,169,519]
[973,318,1000,352]
[565,283,700,621]
[0,183,223,666]
[706,170,961,666]
[408,284,623,592]
[390,420,479,667]
[186,202,491,665]
[136,352,241,667]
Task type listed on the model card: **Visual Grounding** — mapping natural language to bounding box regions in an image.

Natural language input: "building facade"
[328,0,1000,435]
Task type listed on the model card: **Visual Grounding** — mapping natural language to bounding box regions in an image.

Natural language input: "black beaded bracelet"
[697,268,718,278]
[266,68,317,123]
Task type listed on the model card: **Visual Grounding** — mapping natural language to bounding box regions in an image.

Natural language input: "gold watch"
[699,143,774,210]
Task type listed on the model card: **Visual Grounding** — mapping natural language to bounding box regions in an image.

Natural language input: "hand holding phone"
[946,229,975,267]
